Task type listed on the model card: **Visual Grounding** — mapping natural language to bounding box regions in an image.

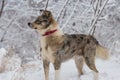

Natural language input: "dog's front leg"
[43,60,50,80]
[53,60,61,80]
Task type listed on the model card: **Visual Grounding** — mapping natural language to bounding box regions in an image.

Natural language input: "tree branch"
[0,0,5,17]
[61,0,79,30]
[45,0,49,10]
[56,0,69,22]
[0,13,17,42]
[88,0,109,35]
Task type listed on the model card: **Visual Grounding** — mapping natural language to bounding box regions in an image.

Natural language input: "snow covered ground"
[0,48,120,80]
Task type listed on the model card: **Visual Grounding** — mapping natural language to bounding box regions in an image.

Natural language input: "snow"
[0,48,120,80]
[0,48,7,59]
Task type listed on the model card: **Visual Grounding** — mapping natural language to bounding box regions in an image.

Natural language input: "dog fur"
[28,10,109,80]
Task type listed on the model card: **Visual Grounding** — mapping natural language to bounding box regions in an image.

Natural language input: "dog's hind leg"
[53,60,61,80]
[43,60,50,80]
[74,55,84,77]
[84,48,99,80]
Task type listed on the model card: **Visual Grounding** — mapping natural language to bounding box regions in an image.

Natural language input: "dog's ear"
[40,9,52,18]
[40,9,44,15]
[40,9,44,12]
[44,11,52,19]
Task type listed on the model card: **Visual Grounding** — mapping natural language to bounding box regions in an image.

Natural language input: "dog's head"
[28,10,55,31]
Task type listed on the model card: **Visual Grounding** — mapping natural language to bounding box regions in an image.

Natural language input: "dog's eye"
[35,20,41,24]
[43,20,47,22]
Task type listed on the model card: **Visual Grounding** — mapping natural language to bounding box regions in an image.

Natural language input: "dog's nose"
[28,22,31,26]
[28,22,33,27]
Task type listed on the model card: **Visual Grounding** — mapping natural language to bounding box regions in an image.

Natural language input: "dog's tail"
[96,44,109,60]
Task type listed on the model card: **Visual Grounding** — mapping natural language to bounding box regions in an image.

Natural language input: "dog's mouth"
[28,10,52,29]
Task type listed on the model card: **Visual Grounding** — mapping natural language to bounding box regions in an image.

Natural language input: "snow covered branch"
[61,0,79,30]
[89,0,109,35]
[56,0,69,22]
[0,13,17,42]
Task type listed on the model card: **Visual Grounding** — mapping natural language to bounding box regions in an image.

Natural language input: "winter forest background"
[0,0,120,80]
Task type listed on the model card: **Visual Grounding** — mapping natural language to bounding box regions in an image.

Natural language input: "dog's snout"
[28,22,38,29]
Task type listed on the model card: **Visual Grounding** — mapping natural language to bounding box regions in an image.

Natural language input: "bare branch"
[61,0,79,30]
[56,0,69,22]
[88,0,109,35]
[45,0,49,10]
[0,0,5,17]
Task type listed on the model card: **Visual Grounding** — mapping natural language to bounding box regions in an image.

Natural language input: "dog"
[28,10,109,80]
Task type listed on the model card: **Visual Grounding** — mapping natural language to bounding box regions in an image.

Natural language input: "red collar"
[42,29,57,36]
